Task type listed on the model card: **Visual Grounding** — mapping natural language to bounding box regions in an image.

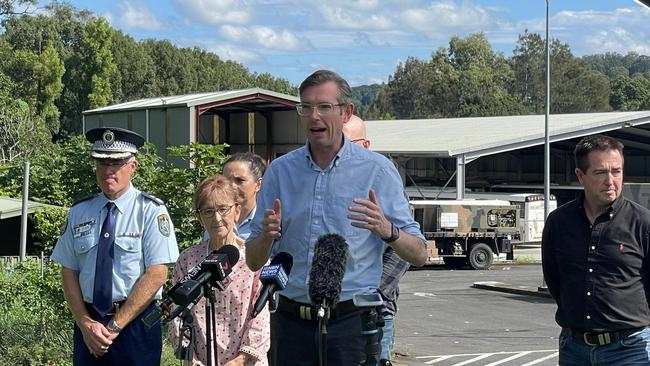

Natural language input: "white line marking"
[413,292,437,298]
[519,352,558,366]
[450,353,494,365]
[416,350,556,359]
[484,351,532,366]
[424,356,454,364]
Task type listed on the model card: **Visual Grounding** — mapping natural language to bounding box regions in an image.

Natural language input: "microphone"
[251,252,293,318]
[169,244,240,306]
[309,233,348,310]
[142,244,240,327]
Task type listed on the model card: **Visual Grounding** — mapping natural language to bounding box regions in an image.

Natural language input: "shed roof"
[84,88,299,114]
[0,196,63,220]
[366,111,650,160]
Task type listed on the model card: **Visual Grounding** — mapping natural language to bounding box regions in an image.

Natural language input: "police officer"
[51,127,179,365]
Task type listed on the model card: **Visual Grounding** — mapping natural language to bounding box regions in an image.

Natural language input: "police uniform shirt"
[51,184,180,303]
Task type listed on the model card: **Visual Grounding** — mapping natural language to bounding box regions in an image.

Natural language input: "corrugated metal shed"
[366,111,650,159]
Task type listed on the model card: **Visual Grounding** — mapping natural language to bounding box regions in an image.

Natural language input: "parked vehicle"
[410,199,519,270]
[405,187,556,244]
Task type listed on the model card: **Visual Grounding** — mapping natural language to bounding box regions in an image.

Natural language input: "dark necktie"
[93,202,116,316]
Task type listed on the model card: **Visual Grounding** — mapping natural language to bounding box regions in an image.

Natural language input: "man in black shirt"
[542,134,650,365]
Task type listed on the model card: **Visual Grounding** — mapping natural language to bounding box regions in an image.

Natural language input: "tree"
[510,31,546,113]
[83,17,116,109]
[448,34,524,117]
[0,90,48,164]
[34,44,65,132]
[511,31,611,114]
[110,31,157,103]
[0,0,35,17]
[376,33,524,119]
[610,75,650,111]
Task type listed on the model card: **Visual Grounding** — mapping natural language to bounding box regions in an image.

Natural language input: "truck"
[410,199,520,270]
[405,187,556,244]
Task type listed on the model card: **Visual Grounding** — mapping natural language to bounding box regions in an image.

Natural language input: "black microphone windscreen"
[309,233,348,307]
[271,252,294,275]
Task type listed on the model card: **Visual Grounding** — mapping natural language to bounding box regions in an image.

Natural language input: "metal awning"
[0,196,63,220]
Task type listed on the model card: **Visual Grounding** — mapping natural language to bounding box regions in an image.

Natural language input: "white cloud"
[220,25,304,51]
[585,28,650,56]
[399,0,494,37]
[529,7,650,56]
[208,44,261,64]
[319,5,393,30]
[115,1,165,31]
[173,0,252,25]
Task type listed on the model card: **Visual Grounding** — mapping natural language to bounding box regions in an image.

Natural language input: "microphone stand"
[315,302,330,366]
[204,281,223,366]
[174,308,195,365]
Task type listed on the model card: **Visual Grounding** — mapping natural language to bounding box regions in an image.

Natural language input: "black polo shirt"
[542,193,650,332]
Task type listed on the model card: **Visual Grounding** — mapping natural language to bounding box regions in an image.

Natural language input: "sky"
[32,0,650,86]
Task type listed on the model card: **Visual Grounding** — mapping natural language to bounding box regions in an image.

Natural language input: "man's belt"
[85,300,126,316]
[562,327,644,346]
[277,296,359,321]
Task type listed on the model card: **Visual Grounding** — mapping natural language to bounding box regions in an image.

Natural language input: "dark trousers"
[73,302,161,366]
[273,303,371,366]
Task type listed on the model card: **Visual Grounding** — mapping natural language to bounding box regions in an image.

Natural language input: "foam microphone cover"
[309,233,348,307]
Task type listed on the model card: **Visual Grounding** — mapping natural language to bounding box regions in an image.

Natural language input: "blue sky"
[33,0,650,86]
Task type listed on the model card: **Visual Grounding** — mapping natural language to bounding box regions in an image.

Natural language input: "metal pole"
[19,161,30,261]
[540,0,551,293]
[544,0,551,220]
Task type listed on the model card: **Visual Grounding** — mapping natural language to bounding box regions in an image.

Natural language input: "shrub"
[0,259,72,365]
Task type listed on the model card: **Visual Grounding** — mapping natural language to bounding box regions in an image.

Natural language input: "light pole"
[539,0,551,293]
[544,0,550,221]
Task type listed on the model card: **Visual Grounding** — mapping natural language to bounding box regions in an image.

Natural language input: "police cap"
[85,127,145,160]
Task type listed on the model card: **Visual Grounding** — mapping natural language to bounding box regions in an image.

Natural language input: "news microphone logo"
[251,252,293,318]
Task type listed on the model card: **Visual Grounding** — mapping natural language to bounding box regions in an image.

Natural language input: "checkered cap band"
[92,140,138,154]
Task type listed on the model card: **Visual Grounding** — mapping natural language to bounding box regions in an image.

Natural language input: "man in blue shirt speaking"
[51,127,179,365]
[246,70,427,365]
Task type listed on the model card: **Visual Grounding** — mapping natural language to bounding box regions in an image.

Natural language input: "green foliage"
[376,34,525,119]
[0,134,94,206]
[32,208,68,253]
[508,31,611,114]
[583,52,650,81]
[0,259,72,365]
[0,135,229,254]
[610,75,650,111]
[83,17,116,109]
[0,0,36,17]
[153,143,228,250]
[35,44,65,133]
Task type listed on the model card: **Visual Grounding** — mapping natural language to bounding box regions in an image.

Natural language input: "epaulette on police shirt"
[71,193,99,207]
[141,192,164,206]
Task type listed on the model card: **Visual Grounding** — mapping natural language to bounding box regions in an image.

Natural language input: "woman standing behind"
[203,153,266,242]
[222,152,266,240]
[169,175,270,366]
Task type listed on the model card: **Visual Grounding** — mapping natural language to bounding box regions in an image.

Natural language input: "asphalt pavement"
[390,245,559,366]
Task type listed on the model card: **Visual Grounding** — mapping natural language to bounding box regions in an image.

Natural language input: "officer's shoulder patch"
[71,193,98,207]
[141,192,164,206]
[157,214,171,237]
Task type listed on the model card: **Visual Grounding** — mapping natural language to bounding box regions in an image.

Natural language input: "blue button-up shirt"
[237,206,256,240]
[247,138,425,303]
[51,184,179,302]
